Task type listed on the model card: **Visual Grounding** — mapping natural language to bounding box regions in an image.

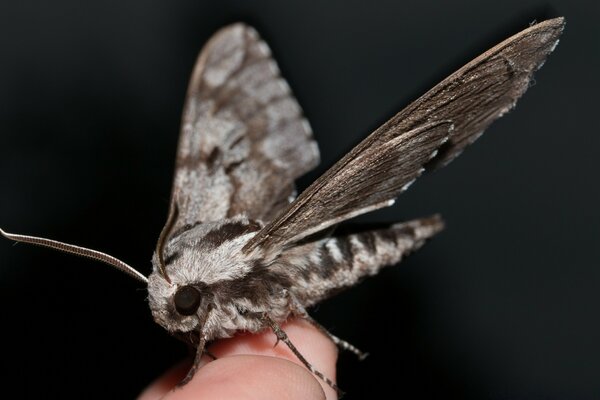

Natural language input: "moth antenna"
[0,227,148,284]
[155,199,179,283]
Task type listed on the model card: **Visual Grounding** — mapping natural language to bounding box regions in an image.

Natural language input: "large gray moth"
[1,17,564,393]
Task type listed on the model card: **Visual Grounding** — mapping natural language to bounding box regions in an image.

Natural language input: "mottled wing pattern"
[170,23,319,232]
[245,18,564,252]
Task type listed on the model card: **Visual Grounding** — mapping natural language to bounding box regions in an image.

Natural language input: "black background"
[1,1,598,399]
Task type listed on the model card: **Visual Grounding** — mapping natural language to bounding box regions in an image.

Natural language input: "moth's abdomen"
[285,215,444,307]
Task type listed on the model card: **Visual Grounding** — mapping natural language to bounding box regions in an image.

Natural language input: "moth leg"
[285,290,369,360]
[204,350,217,360]
[178,331,208,387]
[262,314,343,396]
[304,314,369,361]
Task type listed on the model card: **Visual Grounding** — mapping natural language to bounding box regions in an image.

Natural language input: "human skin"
[138,318,338,400]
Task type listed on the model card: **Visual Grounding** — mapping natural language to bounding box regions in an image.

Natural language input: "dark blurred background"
[0,1,598,398]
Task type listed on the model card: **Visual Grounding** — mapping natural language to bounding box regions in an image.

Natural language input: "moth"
[1,17,564,393]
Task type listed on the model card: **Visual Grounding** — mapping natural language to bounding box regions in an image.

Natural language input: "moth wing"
[393,17,564,168]
[244,18,564,252]
[169,23,319,232]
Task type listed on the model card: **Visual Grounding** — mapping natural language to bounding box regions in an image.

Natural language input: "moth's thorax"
[161,218,263,285]
[147,217,282,336]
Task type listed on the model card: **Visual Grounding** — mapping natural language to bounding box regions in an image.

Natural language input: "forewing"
[386,17,564,168]
[170,23,319,232]
[244,18,564,252]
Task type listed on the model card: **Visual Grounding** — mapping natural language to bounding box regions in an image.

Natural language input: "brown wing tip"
[535,16,565,30]
[527,16,566,53]
[538,16,565,36]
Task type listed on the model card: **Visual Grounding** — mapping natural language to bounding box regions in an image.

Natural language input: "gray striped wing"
[169,23,319,233]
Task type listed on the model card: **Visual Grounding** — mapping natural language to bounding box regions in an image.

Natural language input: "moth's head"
[147,217,263,333]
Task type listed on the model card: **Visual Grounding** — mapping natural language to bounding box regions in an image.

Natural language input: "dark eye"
[173,285,202,316]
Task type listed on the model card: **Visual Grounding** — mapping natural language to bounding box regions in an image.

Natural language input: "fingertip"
[139,318,339,400]
[209,318,338,398]
[161,355,326,400]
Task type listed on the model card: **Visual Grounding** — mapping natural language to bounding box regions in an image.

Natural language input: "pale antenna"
[0,228,148,284]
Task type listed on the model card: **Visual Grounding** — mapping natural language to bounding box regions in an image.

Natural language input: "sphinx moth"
[1,17,564,393]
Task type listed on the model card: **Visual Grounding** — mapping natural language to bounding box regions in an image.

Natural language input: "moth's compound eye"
[174,285,202,316]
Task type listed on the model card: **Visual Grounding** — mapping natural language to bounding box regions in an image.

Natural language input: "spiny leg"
[304,314,369,361]
[178,332,207,386]
[286,290,368,360]
[204,350,217,360]
[178,310,213,386]
[262,314,343,396]
[173,330,218,361]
